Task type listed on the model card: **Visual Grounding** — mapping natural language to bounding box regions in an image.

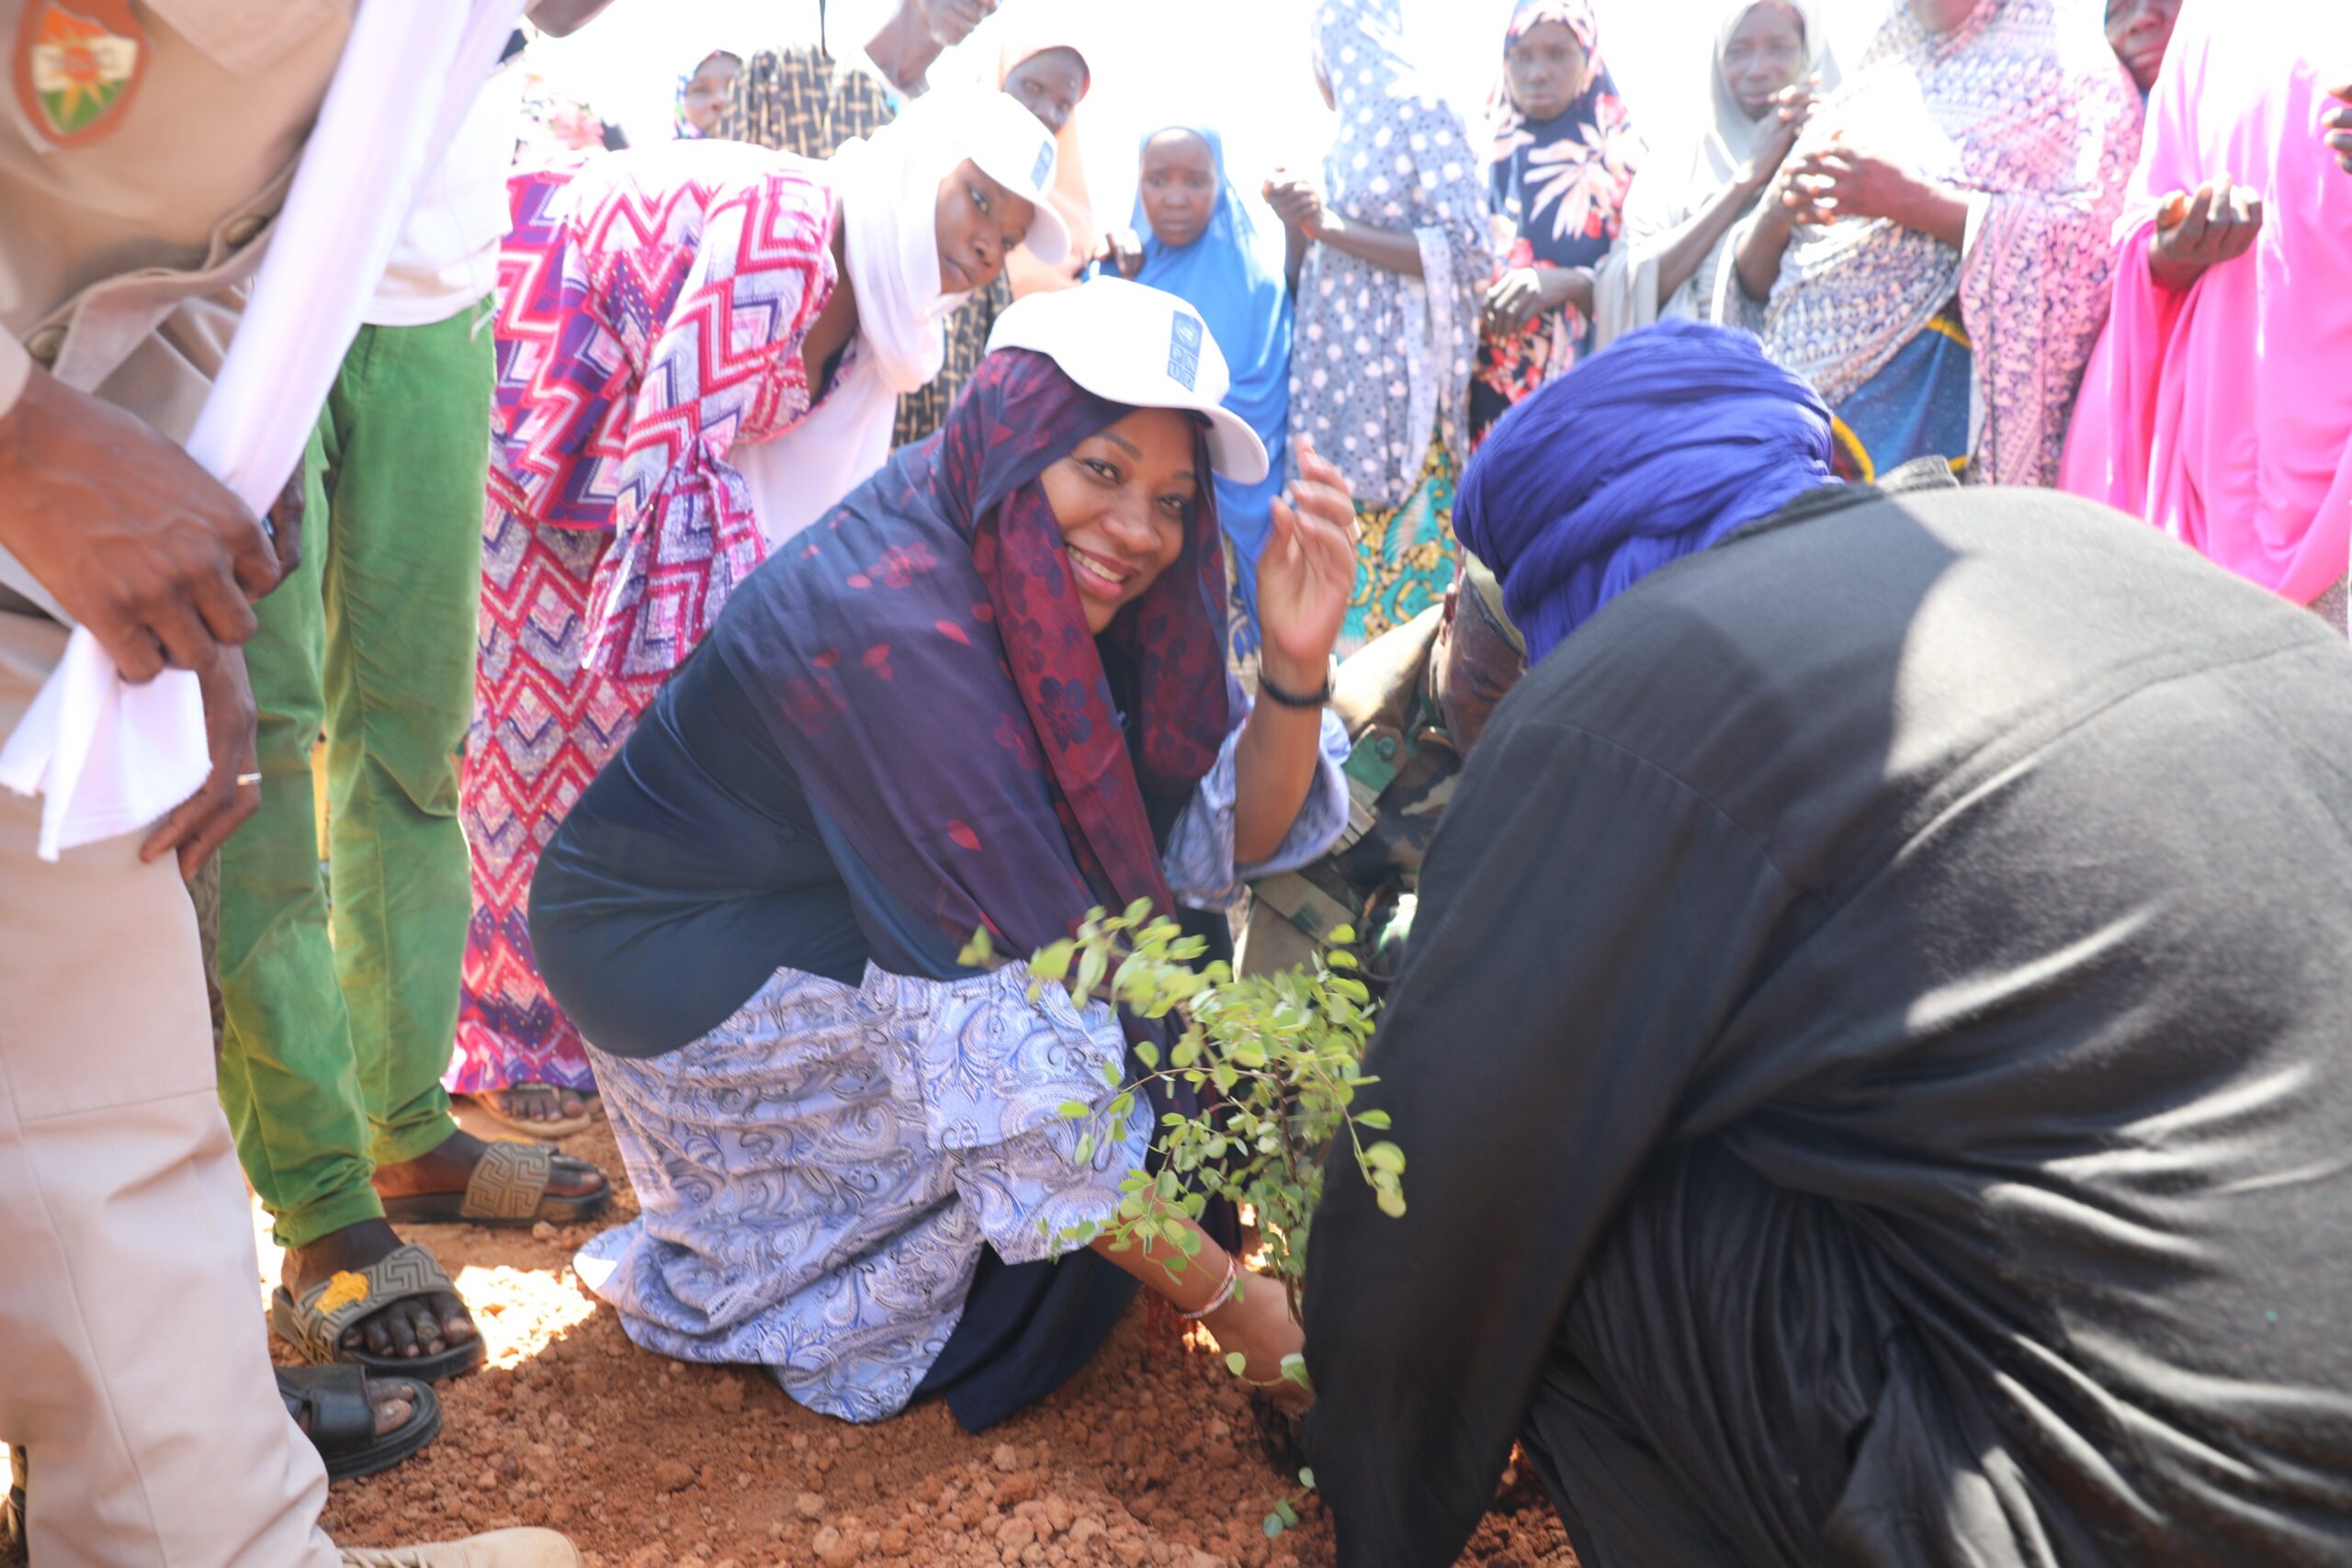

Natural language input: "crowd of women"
[13,0,2352,1559]
[201,0,2350,1523]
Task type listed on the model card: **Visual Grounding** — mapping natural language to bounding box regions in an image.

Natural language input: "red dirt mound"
[273,1119,1577,1567]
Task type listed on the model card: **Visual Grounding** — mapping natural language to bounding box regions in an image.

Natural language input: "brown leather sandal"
[376,1138,609,1226]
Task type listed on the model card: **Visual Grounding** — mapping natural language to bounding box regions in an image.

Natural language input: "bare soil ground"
[265,1115,1578,1568]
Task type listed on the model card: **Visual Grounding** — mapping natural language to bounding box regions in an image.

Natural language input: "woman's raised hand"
[2147,178,2264,291]
[1741,78,1819,192]
[1255,436,1359,690]
[2327,85,2352,176]
[1099,228,1145,279]
[1262,169,1329,241]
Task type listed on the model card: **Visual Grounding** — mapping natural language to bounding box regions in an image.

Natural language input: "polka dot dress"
[1294,0,1492,514]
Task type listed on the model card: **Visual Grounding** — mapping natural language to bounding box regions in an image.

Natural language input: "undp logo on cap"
[1167,310,1203,390]
[1031,138,1055,192]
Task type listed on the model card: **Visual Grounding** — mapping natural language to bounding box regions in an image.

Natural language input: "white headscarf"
[1590,0,1839,345]
[1702,0,1840,172]
[972,0,1099,295]
[741,87,1056,543]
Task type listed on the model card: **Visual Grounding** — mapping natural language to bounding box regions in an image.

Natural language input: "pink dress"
[452,143,837,1095]
[2059,1,2352,623]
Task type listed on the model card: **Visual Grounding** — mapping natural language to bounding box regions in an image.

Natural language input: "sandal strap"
[461,1138,555,1222]
[277,1364,376,1451]
[285,1243,458,1362]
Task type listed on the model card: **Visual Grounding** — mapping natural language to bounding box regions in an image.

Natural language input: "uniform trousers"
[0,610,336,1568]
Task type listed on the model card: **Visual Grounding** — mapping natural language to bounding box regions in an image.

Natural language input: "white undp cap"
[932,86,1072,266]
[985,278,1272,484]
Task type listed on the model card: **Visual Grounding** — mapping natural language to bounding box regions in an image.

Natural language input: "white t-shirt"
[364,62,522,327]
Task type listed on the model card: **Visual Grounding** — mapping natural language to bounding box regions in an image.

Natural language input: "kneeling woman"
[530,280,1358,1427]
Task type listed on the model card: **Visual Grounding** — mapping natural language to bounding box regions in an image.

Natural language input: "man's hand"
[139,645,260,877]
[2324,85,2351,177]
[266,463,304,585]
[2147,178,2263,291]
[0,365,278,682]
[1263,170,1329,242]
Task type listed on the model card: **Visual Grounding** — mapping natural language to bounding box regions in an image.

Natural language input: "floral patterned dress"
[1472,0,1643,444]
[450,142,839,1098]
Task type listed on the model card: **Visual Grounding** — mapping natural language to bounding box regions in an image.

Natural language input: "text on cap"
[1167,310,1204,391]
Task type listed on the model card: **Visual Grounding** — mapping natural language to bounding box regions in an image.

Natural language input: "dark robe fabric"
[1300,474,2352,1566]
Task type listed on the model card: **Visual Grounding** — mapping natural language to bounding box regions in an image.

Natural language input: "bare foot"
[372,1127,606,1204]
[283,1219,476,1362]
[289,1379,416,1438]
[481,1083,589,1126]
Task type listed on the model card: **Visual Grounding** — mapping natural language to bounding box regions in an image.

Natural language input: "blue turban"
[1454,319,1836,665]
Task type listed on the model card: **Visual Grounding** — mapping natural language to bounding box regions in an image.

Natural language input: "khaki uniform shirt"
[0,0,351,616]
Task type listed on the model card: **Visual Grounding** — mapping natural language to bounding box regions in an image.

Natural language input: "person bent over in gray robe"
[1298,319,2352,1568]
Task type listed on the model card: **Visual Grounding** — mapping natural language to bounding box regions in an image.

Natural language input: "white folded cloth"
[0,0,522,861]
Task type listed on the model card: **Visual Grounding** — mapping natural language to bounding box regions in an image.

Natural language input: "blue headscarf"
[1455,318,1835,663]
[1125,124,1293,653]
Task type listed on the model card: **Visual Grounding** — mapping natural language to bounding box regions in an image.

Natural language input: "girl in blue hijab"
[1102,125,1294,671]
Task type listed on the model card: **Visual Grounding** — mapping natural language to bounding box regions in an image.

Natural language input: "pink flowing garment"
[2059,0,2352,608]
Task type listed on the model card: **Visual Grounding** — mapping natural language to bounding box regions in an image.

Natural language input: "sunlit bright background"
[526,0,1897,235]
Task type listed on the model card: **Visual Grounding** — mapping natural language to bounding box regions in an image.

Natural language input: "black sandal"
[279,1364,442,1482]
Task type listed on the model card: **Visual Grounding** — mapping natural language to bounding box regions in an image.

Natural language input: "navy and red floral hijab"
[709,347,1238,962]
[1474,0,1644,439]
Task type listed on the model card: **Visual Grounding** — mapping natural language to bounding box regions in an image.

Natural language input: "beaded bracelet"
[1177,1251,1242,1319]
